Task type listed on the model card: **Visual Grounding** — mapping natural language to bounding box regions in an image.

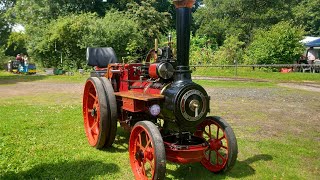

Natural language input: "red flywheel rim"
[83,79,101,146]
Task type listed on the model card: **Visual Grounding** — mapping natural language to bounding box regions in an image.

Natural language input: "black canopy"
[86,47,118,68]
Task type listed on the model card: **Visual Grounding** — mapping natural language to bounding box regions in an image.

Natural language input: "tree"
[194,0,300,45]
[293,0,320,36]
[9,0,109,27]
[5,31,27,56]
[27,12,144,68]
[189,34,217,65]
[244,22,305,65]
[213,35,244,65]
[0,0,16,48]
[126,0,171,46]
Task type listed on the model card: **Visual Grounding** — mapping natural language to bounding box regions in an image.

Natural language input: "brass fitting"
[173,0,196,8]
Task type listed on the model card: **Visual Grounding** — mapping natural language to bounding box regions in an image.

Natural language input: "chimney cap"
[173,0,195,8]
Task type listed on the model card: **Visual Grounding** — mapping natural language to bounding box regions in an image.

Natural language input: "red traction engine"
[82,0,238,179]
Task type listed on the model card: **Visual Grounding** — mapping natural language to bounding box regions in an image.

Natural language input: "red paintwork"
[149,63,158,79]
[163,135,208,164]
[131,81,162,94]
[107,63,144,91]
[195,118,229,172]
[83,79,101,147]
[122,97,146,112]
[129,124,156,179]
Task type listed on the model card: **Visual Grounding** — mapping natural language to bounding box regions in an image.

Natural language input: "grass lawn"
[192,67,320,83]
[0,70,319,179]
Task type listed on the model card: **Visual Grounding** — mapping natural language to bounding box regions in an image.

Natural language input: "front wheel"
[195,116,238,173]
[129,121,166,180]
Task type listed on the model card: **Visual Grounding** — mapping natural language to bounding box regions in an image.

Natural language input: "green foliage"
[126,0,170,45]
[244,22,305,65]
[4,32,27,56]
[190,34,217,65]
[2,0,316,68]
[213,35,244,65]
[10,0,108,26]
[293,0,320,36]
[0,48,13,70]
[194,0,300,45]
[0,0,15,48]
[27,12,144,68]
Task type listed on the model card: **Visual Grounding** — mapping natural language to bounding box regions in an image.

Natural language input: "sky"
[12,24,25,33]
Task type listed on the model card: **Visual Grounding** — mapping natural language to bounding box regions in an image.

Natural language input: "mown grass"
[192,67,320,83]
[0,71,319,179]
[194,80,276,88]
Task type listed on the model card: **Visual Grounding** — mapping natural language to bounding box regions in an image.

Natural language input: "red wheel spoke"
[90,121,99,133]
[141,161,146,176]
[204,131,210,138]
[88,109,93,113]
[146,159,154,171]
[216,127,220,139]
[89,92,96,99]
[215,150,226,162]
[221,145,228,149]
[94,100,99,108]
[145,136,152,148]
[215,150,219,164]
[218,135,225,141]
[138,134,145,151]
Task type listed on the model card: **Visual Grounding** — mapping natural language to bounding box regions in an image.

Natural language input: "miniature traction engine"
[82,0,238,179]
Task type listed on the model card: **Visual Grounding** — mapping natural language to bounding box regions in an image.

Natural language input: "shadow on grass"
[166,154,273,179]
[0,74,48,85]
[1,160,119,180]
[102,126,130,153]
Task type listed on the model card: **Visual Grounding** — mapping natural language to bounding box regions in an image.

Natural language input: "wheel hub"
[209,139,222,150]
[135,148,153,162]
[91,107,97,117]
[135,150,144,162]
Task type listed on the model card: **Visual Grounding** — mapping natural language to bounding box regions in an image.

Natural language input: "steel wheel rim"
[83,80,101,146]
[195,119,229,172]
[129,126,156,180]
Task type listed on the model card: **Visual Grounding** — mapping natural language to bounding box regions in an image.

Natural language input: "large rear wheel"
[129,121,166,180]
[195,116,238,173]
[83,77,110,149]
[99,77,117,147]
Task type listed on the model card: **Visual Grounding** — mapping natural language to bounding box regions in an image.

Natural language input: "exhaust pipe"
[173,0,195,81]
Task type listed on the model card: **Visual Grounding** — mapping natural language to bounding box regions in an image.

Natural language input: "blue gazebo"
[305,38,320,47]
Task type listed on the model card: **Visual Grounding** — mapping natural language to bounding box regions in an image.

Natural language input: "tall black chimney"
[173,0,195,81]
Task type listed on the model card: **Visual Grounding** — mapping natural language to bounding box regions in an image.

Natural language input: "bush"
[244,22,305,65]
[0,48,14,70]
[213,35,244,65]
[189,34,217,65]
